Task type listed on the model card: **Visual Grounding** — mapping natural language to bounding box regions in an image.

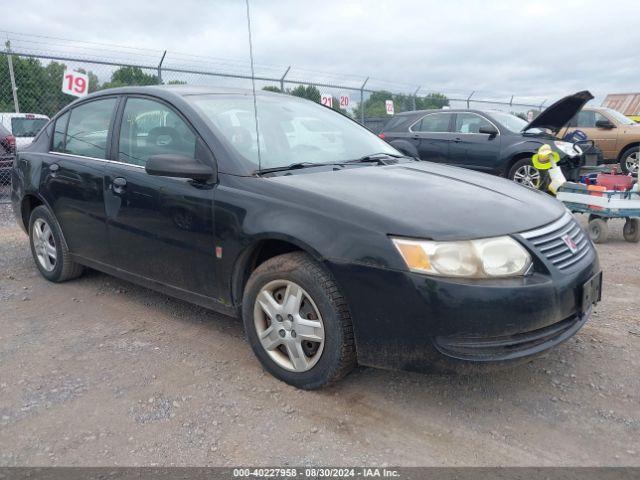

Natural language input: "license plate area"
[581,271,602,313]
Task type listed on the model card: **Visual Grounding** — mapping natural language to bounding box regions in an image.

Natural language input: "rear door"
[447,112,501,173]
[103,95,218,298]
[565,110,618,160]
[43,97,118,263]
[410,112,454,162]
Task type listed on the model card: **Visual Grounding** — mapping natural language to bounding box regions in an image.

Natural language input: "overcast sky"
[5,0,640,104]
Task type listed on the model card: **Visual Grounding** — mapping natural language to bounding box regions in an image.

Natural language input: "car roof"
[83,85,284,100]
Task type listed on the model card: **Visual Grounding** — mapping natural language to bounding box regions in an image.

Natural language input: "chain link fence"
[0,38,549,203]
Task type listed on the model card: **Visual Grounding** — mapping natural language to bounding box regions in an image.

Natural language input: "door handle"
[111,177,127,194]
[452,137,462,143]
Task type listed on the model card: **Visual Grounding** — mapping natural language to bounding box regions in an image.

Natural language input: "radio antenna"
[244,0,262,172]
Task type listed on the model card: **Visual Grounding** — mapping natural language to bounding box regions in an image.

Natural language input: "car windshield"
[11,117,48,138]
[487,111,531,133]
[188,94,399,171]
[602,108,635,125]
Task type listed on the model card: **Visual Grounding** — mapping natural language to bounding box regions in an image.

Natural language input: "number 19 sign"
[62,70,89,97]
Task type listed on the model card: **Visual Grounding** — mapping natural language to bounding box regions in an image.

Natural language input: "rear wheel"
[588,217,609,244]
[620,147,639,174]
[29,205,84,282]
[623,218,640,243]
[242,252,356,389]
[508,158,544,190]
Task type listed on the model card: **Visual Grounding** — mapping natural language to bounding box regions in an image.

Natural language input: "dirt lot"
[0,203,638,467]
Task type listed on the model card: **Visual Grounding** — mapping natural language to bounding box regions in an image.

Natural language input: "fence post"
[509,95,514,107]
[412,86,420,111]
[360,77,369,124]
[539,99,547,110]
[280,66,290,92]
[157,50,167,85]
[5,41,20,113]
[466,90,475,109]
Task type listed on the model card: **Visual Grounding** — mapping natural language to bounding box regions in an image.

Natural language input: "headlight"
[392,236,532,278]
[554,141,582,158]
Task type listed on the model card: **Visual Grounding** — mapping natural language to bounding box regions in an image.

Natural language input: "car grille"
[519,213,591,271]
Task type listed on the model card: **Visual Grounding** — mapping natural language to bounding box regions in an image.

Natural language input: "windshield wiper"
[344,152,405,165]
[257,162,328,175]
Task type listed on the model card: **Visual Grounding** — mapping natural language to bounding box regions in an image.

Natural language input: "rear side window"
[117,97,197,166]
[62,99,117,159]
[52,112,70,152]
[11,117,48,138]
[414,113,453,133]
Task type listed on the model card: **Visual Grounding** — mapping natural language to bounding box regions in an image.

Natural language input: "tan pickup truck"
[560,107,639,174]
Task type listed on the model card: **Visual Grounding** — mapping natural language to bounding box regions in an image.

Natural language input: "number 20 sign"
[62,70,89,97]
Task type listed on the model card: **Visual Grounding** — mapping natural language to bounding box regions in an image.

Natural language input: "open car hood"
[523,90,594,134]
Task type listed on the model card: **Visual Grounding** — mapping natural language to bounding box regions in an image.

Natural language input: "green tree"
[353,90,449,119]
[262,85,282,93]
[101,66,158,89]
[290,84,321,103]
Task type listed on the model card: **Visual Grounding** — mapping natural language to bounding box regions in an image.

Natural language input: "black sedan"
[11,86,601,389]
[379,91,594,189]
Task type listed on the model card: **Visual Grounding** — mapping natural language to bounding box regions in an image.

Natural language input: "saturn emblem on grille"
[562,234,578,253]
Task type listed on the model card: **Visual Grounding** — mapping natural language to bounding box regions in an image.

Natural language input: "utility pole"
[5,41,20,113]
[360,77,369,124]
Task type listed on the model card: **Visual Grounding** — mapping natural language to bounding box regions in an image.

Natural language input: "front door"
[564,110,619,160]
[103,96,218,298]
[448,112,501,173]
[43,97,118,263]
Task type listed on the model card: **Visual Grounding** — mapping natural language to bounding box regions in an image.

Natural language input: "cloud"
[4,0,640,104]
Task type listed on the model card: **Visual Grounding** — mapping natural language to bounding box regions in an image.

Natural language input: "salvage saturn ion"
[11,86,602,389]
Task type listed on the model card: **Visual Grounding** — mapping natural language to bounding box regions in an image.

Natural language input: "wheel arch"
[505,151,536,178]
[617,142,640,160]
[231,235,325,311]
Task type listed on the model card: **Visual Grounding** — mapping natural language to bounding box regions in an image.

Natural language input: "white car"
[0,113,50,150]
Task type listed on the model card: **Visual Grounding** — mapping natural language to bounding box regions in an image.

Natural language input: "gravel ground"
[0,203,638,467]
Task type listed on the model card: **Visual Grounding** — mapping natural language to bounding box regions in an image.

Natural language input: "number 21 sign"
[62,70,89,97]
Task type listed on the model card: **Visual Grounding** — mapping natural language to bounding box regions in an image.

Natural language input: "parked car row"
[11,86,601,389]
[379,91,639,189]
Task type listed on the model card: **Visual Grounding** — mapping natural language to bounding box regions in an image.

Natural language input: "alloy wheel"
[625,152,639,174]
[253,279,325,372]
[32,218,57,272]
[513,164,542,189]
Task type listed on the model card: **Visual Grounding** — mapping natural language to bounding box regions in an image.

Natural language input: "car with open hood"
[379,91,595,190]
[11,86,601,389]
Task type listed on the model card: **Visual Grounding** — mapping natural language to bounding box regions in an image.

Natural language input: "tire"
[619,147,639,174]
[588,217,609,244]
[623,218,640,243]
[29,205,84,282]
[508,158,546,190]
[242,252,357,389]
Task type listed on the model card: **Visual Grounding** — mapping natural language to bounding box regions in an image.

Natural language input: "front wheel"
[620,147,639,174]
[588,217,609,244]
[508,158,544,190]
[242,252,356,389]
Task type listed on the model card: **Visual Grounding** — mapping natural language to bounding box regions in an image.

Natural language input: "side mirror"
[595,119,615,129]
[478,125,499,136]
[145,154,214,181]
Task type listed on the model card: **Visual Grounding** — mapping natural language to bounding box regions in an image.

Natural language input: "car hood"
[523,90,594,134]
[267,161,565,241]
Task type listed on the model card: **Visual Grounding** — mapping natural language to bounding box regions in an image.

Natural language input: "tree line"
[1,54,449,119]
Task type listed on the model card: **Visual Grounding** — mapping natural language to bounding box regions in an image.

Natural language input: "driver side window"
[118,97,197,166]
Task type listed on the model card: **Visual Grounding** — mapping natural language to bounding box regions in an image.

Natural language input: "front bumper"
[328,226,599,372]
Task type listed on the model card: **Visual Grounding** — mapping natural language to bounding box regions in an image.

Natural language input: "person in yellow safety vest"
[532,144,566,194]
